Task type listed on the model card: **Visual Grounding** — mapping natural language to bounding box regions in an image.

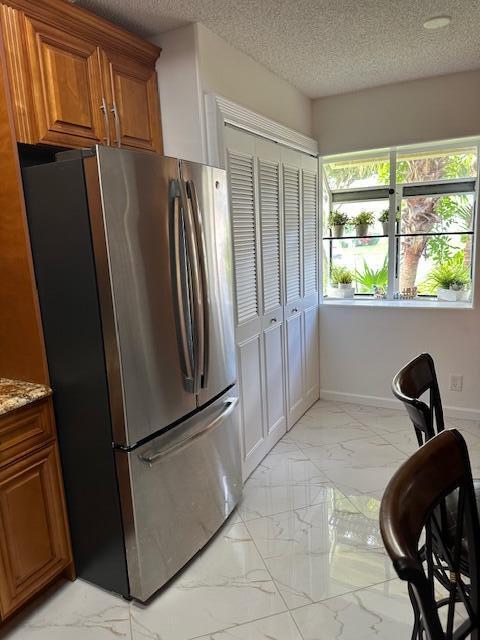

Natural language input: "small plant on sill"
[331,265,353,286]
[328,211,349,238]
[329,265,355,298]
[354,257,388,293]
[425,254,470,302]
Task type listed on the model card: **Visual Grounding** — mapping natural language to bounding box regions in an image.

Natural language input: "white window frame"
[321,137,480,307]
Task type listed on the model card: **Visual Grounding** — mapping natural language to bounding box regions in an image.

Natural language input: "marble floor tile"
[245,498,383,562]
[193,611,303,640]
[299,434,404,471]
[284,415,375,449]
[0,580,130,640]
[450,416,480,439]
[342,405,412,436]
[130,522,286,640]
[291,579,412,640]
[238,451,332,521]
[323,462,403,497]
[379,428,418,456]
[265,542,394,609]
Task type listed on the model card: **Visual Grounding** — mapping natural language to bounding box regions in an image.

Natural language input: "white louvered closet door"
[281,148,304,427]
[225,127,265,479]
[225,125,319,477]
[257,138,286,457]
[302,157,320,409]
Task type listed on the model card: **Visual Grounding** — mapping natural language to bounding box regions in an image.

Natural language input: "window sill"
[321,297,474,309]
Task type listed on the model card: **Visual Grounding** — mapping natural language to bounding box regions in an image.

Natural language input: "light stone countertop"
[0,378,52,416]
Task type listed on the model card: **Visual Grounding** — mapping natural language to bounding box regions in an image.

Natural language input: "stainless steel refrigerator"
[23,145,241,602]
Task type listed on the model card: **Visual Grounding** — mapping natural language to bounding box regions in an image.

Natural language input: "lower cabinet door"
[263,319,287,439]
[286,309,305,428]
[303,304,320,407]
[237,334,266,478]
[0,444,71,619]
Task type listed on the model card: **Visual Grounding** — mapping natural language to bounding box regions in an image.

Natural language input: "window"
[323,140,478,304]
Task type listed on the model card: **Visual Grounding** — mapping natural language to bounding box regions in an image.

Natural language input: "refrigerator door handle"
[179,178,204,394]
[187,179,210,389]
[171,180,195,392]
[139,397,238,465]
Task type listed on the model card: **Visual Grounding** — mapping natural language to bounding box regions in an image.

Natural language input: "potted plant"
[351,211,374,237]
[378,209,400,235]
[354,257,388,294]
[328,211,349,238]
[330,265,354,298]
[426,255,471,302]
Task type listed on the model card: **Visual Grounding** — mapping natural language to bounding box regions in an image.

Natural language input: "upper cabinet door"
[24,17,107,147]
[102,50,163,153]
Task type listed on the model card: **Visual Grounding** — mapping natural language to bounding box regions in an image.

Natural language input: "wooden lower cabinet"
[0,442,72,620]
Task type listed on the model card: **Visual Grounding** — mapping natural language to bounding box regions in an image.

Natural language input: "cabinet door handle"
[111,102,121,147]
[270,317,277,324]
[292,307,299,314]
[100,98,110,146]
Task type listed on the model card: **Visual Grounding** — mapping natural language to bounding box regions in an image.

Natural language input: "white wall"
[152,23,312,163]
[196,25,312,138]
[313,70,480,155]
[316,70,480,417]
[152,24,206,163]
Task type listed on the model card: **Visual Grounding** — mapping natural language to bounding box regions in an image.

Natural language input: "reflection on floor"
[2,400,479,639]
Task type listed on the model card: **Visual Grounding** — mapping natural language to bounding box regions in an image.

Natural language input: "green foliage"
[331,265,353,285]
[425,253,470,291]
[443,153,477,180]
[425,195,473,266]
[328,210,349,227]
[352,211,374,226]
[354,258,388,293]
[378,209,400,223]
[324,159,389,189]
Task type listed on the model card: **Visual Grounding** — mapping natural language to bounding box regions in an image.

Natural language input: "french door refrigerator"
[22,145,241,602]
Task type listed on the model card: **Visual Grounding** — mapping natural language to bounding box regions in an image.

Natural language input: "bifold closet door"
[282,150,304,428]
[257,139,286,455]
[281,148,320,429]
[302,158,320,408]
[225,127,286,479]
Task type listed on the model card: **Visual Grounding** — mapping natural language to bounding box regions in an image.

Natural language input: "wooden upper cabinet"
[0,0,162,152]
[103,50,162,152]
[24,18,106,147]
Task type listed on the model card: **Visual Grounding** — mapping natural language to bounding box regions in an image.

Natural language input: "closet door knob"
[292,307,298,314]
[270,317,277,324]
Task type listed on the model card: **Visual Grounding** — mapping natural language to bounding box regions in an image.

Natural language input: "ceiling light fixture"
[423,15,452,30]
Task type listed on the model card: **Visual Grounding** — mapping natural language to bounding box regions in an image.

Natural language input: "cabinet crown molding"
[2,0,160,62]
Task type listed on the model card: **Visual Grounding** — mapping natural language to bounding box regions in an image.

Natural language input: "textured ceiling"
[75,0,480,98]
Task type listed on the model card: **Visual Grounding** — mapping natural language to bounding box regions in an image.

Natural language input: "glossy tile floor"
[2,400,480,640]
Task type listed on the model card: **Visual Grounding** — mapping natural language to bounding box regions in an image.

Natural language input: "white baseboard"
[320,389,480,422]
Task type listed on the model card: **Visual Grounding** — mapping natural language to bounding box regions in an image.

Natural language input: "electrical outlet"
[449,375,463,392]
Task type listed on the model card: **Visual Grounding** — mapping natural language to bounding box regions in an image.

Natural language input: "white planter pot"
[355,224,369,237]
[437,287,470,302]
[329,285,355,299]
[331,225,344,238]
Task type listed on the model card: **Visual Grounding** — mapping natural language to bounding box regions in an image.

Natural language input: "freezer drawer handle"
[139,397,239,465]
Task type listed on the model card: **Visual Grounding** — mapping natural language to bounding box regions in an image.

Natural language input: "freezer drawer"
[116,391,242,601]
